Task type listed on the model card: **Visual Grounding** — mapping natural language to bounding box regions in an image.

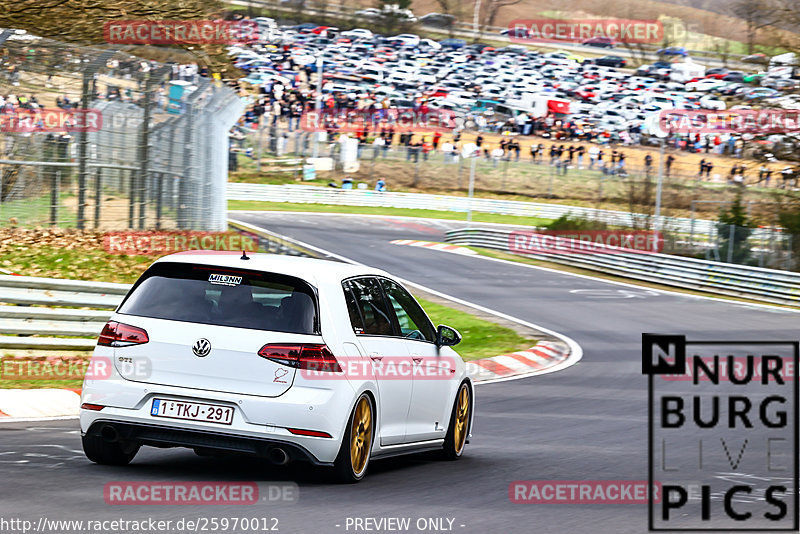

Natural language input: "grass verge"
[229,200,553,227]
[416,297,536,361]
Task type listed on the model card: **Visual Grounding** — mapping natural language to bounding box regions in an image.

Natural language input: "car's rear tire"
[82,434,140,466]
[441,382,471,460]
[332,393,374,483]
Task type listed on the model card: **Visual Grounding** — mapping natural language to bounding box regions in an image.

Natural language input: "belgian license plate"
[150,398,234,425]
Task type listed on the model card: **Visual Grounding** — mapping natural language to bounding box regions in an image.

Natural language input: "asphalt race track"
[1,211,798,534]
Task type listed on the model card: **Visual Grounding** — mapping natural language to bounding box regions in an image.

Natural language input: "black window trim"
[342,279,367,335]
[341,275,398,338]
[342,275,437,345]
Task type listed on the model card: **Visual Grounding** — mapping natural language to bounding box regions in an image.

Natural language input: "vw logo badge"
[192,338,211,357]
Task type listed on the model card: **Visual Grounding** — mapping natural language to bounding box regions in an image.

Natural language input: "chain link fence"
[0,33,243,231]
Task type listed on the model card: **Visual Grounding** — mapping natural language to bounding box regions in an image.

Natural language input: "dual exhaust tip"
[100,424,121,443]
[268,447,290,465]
[99,424,291,465]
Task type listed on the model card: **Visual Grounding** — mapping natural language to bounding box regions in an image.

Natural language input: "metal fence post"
[128,169,135,228]
[76,70,91,229]
[137,71,154,229]
[413,148,420,187]
[94,168,102,229]
[256,122,263,173]
[466,156,478,225]
[179,102,193,229]
[155,171,163,230]
[457,155,464,190]
[727,224,735,264]
[50,170,60,226]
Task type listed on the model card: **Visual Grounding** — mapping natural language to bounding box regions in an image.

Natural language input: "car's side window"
[379,278,436,343]
[346,277,395,337]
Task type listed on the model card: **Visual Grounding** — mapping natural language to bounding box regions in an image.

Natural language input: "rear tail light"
[258,344,341,372]
[80,403,104,411]
[97,321,149,347]
[287,428,333,438]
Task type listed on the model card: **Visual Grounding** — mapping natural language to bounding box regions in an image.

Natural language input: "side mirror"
[436,324,461,347]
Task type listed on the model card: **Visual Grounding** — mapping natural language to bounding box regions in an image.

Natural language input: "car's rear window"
[117,262,318,334]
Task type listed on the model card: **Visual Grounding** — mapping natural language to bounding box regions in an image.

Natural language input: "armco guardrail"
[446,228,800,307]
[228,183,719,235]
[0,275,129,351]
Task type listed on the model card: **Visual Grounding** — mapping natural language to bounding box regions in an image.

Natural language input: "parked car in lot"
[500,27,530,39]
[722,71,746,83]
[354,8,380,18]
[340,28,373,40]
[418,13,455,28]
[439,38,466,49]
[591,56,626,68]
[635,64,657,77]
[699,94,726,110]
[581,37,615,48]
[744,87,781,100]
[658,46,688,57]
[80,254,473,483]
[762,78,798,91]
[686,79,725,92]
[239,71,294,86]
[742,53,769,65]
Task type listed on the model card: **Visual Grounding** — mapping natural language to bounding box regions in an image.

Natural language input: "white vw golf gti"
[80,253,473,482]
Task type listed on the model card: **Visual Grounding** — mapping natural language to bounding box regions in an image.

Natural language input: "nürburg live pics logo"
[643,333,798,531]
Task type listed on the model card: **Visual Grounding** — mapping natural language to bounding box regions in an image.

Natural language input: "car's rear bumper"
[80,377,356,464]
[84,419,333,465]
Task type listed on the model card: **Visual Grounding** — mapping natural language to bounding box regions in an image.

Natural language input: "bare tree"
[314,0,330,25]
[480,0,522,35]
[763,0,800,71]
[434,0,463,37]
[0,0,221,44]
[730,0,781,54]
[712,40,733,68]
[0,0,235,73]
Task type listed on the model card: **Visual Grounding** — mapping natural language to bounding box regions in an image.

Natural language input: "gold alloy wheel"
[349,396,373,476]
[454,386,469,454]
